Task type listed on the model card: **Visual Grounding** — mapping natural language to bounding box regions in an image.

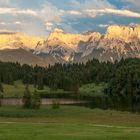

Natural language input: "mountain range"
[0,24,140,66]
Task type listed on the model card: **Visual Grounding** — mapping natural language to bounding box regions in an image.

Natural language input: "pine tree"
[32,90,41,109]
[0,79,3,107]
[0,82,3,93]
[37,73,44,90]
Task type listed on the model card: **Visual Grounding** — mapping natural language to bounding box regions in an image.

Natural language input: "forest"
[0,58,140,111]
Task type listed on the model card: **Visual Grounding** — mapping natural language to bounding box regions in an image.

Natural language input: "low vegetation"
[0,106,140,140]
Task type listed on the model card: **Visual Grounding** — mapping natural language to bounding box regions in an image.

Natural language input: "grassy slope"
[0,106,140,140]
[79,83,107,96]
[3,80,35,98]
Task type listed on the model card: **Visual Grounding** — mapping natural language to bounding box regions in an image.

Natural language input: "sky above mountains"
[0,0,140,36]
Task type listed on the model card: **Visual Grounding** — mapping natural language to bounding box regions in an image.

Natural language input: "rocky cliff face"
[104,25,140,41]
[35,28,101,62]
[75,24,140,62]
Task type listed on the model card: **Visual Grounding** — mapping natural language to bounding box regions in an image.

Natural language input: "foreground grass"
[0,122,140,140]
[0,106,140,140]
[0,106,140,126]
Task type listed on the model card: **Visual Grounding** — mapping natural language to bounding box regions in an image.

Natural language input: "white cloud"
[0,0,11,6]
[0,22,6,25]
[69,0,140,18]
[123,0,140,13]
[67,10,82,15]
[0,21,22,25]
[45,22,54,31]
[39,1,62,23]
[70,0,114,10]
[0,0,140,35]
[85,8,140,18]
[0,8,38,16]
[98,24,109,28]
[14,21,22,25]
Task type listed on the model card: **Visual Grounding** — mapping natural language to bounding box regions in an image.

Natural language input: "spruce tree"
[32,90,41,109]
[0,79,3,107]
[37,73,44,90]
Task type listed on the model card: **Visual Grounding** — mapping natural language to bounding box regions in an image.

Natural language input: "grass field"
[3,80,63,98]
[2,81,140,139]
[0,105,140,140]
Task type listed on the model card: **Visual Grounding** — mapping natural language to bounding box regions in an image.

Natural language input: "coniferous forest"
[0,58,140,111]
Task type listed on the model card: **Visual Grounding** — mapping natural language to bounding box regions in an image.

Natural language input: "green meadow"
[0,105,140,140]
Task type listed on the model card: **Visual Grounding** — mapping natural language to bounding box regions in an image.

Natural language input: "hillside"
[0,48,48,66]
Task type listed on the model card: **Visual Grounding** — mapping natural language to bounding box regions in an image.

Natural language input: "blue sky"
[0,0,140,36]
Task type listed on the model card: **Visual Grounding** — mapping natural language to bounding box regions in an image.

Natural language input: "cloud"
[0,0,140,35]
[68,0,140,18]
[123,0,140,12]
[0,21,22,25]
[98,24,109,28]
[14,21,22,25]
[0,8,38,16]
[39,1,62,23]
[0,0,11,6]
[45,22,54,31]
[67,10,82,16]
[70,0,114,10]
[85,8,140,18]
[0,22,6,25]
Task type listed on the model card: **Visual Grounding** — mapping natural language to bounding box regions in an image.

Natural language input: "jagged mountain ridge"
[35,28,101,62]
[0,24,140,66]
[35,24,140,63]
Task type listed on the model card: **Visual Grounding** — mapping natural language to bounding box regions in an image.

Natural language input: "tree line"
[0,58,140,111]
[0,59,114,91]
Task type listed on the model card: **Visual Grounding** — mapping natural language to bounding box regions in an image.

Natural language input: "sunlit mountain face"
[0,0,140,66]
